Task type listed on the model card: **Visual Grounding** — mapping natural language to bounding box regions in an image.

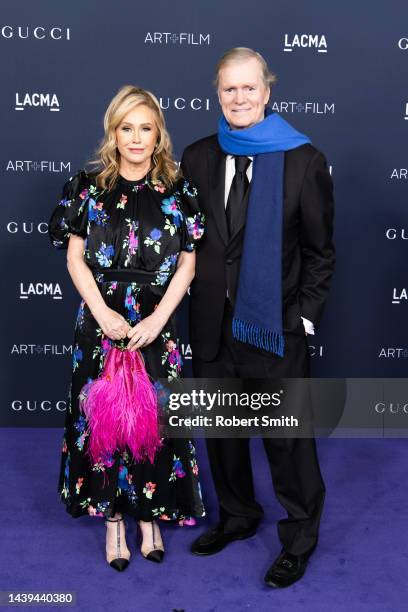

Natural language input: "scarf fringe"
[233,318,284,357]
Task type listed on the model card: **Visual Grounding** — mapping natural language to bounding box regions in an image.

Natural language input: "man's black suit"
[181,134,335,556]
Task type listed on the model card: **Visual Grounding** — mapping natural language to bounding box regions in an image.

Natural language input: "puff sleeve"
[48,170,92,249]
[175,178,205,252]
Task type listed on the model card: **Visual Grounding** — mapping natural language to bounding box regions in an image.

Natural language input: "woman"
[49,85,205,571]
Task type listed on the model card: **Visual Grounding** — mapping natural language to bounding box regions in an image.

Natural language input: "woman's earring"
[153,153,158,166]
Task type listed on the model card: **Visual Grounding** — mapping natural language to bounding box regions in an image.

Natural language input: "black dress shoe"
[264,550,310,588]
[109,558,129,572]
[144,549,164,564]
[191,523,257,556]
[105,516,130,572]
[139,521,165,563]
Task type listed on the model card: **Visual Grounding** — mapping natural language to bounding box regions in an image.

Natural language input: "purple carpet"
[0,430,406,612]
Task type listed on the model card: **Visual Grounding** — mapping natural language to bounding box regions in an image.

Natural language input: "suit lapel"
[207,143,228,245]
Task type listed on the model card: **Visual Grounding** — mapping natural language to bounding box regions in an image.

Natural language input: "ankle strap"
[106,516,124,523]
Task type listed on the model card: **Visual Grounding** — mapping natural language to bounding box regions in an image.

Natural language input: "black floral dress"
[49,170,205,522]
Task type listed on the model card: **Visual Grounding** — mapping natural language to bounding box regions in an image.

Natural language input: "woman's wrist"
[150,309,168,329]
[90,302,108,319]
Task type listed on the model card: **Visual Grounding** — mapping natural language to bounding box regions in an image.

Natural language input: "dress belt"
[90,267,160,283]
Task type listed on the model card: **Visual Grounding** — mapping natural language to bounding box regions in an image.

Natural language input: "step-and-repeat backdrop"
[1,1,407,425]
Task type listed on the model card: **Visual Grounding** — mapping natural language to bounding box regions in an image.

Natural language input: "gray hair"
[214,47,277,89]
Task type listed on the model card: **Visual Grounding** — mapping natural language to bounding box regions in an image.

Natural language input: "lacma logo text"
[15,93,60,111]
[19,283,62,300]
[392,288,408,304]
[283,34,327,53]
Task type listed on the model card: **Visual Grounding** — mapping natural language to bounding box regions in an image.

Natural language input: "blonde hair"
[214,47,277,90]
[90,85,178,191]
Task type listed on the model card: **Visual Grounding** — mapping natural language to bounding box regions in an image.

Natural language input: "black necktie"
[226,156,251,238]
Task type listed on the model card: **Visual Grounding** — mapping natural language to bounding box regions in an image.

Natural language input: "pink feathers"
[80,347,161,465]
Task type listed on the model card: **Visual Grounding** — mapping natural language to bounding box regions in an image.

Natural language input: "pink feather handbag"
[79,345,162,465]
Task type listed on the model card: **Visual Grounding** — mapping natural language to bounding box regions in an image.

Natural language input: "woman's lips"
[128,148,144,153]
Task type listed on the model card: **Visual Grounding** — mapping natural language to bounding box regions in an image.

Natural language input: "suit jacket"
[181,134,335,362]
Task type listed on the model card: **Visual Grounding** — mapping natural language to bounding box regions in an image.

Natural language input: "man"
[181,47,335,588]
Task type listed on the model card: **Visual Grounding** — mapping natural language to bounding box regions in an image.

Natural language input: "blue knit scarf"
[218,108,310,356]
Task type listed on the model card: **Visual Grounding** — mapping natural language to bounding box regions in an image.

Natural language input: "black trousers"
[193,301,325,556]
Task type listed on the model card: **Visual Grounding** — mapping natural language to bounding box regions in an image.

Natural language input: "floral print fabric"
[49,170,205,521]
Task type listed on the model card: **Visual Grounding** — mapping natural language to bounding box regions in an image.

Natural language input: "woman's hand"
[93,305,131,341]
[126,313,166,351]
